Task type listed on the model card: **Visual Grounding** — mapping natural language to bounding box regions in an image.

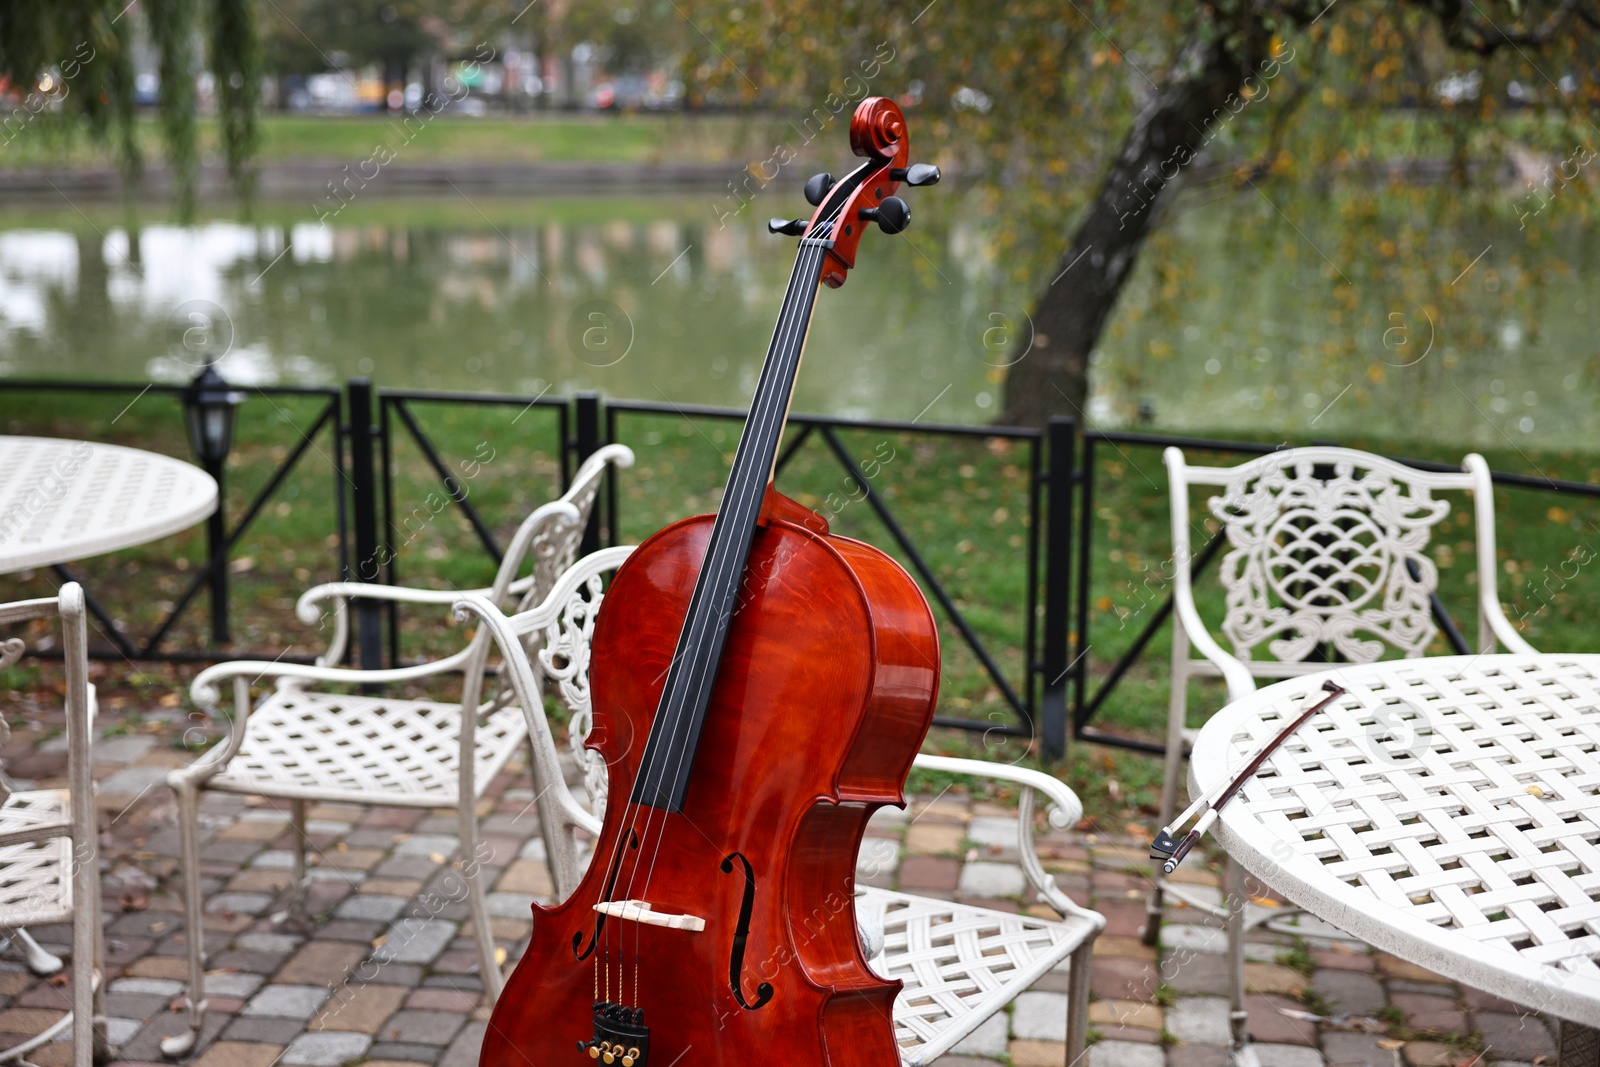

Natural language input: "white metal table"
[1191,654,1600,1057]
[0,436,217,574]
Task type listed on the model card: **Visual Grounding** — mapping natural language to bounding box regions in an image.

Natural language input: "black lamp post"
[182,362,244,644]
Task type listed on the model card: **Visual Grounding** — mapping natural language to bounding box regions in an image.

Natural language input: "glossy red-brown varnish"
[480,506,939,1067]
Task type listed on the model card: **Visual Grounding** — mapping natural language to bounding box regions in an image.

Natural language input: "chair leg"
[288,799,309,917]
[9,928,63,975]
[160,784,207,1059]
[1225,856,1249,1055]
[462,824,503,1004]
[1065,938,1094,1067]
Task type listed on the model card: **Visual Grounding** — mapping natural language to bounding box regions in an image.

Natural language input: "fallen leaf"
[47,974,68,987]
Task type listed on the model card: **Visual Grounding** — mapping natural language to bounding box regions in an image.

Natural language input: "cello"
[480,96,942,1067]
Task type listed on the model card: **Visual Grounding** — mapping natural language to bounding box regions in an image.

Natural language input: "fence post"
[1041,416,1077,762]
[202,455,230,644]
[346,378,385,670]
[575,391,604,556]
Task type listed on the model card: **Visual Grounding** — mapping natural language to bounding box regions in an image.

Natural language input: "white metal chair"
[160,446,632,1058]
[0,584,106,1067]
[1146,446,1535,1059]
[453,547,1106,1067]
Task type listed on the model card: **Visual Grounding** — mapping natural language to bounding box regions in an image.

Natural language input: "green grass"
[3,386,1597,832]
[0,113,754,171]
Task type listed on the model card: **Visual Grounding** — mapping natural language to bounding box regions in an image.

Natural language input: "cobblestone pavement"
[0,719,1559,1067]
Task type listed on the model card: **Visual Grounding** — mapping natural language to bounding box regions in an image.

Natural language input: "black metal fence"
[9,376,1600,763]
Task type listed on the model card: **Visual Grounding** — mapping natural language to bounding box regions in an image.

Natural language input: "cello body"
[479,507,939,1067]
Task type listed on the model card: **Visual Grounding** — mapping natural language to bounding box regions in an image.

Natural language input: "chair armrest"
[911,754,1105,929]
[296,582,494,667]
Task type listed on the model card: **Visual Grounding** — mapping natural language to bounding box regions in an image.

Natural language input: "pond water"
[0,191,1594,448]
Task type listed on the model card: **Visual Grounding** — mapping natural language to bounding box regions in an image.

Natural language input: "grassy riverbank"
[1,113,754,171]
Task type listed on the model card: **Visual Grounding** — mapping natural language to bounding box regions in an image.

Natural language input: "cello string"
[619,224,839,924]
[593,236,827,929]
[615,233,832,980]
[614,229,838,984]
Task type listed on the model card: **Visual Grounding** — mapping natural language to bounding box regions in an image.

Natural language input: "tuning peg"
[768,218,808,236]
[804,172,834,206]
[890,163,941,187]
[859,196,910,235]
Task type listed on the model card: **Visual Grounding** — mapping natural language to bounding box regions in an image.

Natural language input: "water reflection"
[0,194,1595,447]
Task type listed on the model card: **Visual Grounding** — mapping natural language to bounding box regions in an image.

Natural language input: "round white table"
[1191,655,1600,1043]
[0,436,218,574]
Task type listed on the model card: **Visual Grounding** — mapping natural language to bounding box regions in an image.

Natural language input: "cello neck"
[629,234,831,813]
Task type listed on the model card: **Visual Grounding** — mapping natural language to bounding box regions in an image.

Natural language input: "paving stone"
[1460,986,1523,1014]
[1087,1039,1166,1067]
[1010,990,1069,1042]
[402,989,480,1014]
[1242,963,1305,996]
[967,817,1020,848]
[494,860,553,897]
[899,856,961,892]
[0,1008,65,1034]
[1374,955,1448,983]
[1389,993,1465,1034]
[1168,1046,1231,1067]
[1385,981,1458,999]
[1245,995,1316,1047]
[1099,902,1152,940]
[931,1057,1001,1067]
[379,1010,464,1045]
[244,985,333,1019]
[395,835,459,857]
[103,994,169,1020]
[438,1021,488,1067]
[1255,1043,1327,1067]
[1167,996,1231,1045]
[484,893,536,919]
[1009,1039,1070,1067]
[234,933,304,954]
[1092,956,1161,1002]
[194,1040,286,1067]
[1312,946,1375,972]
[282,1031,373,1066]
[374,920,456,965]
[366,1043,444,1063]
[949,1012,1008,1056]
[1310,969,1386,1015]
[206,893,274,917]
[1320,1032,1398,1067]
[278,942,368,985]
[1472,1012,1555,1062]
[856,836,900,877]
[108,978,182,997]
[905,824,966,855]
[1401,1041,1456,1066]
[1166,950,1230,995]
[362,879,426,899]
[312,983,408,1034]
[104,1018,143,1046]
[334,896,407,922]
[1095,936,1157,963]
[1090,1000,1164,1031]
[1163,924,1226,954]
[957,861,1025,898]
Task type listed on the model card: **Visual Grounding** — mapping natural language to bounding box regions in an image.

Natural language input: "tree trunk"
[1001,28,1272,429]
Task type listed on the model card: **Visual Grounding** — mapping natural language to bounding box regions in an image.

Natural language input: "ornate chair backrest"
[469,445,633,716]
[454,546,636,897]
[1166,446,1525,691]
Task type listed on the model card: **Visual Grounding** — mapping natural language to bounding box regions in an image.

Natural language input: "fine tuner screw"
[859,196,910,235]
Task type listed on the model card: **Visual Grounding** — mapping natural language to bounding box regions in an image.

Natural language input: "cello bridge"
[592,899,705,932]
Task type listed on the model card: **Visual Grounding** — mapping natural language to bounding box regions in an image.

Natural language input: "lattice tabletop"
[1190,655,1600,1026]
[0,436,217,574]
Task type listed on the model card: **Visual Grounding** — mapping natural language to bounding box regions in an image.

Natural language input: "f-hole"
[573,828,638,961]
[720,852,774,1010]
